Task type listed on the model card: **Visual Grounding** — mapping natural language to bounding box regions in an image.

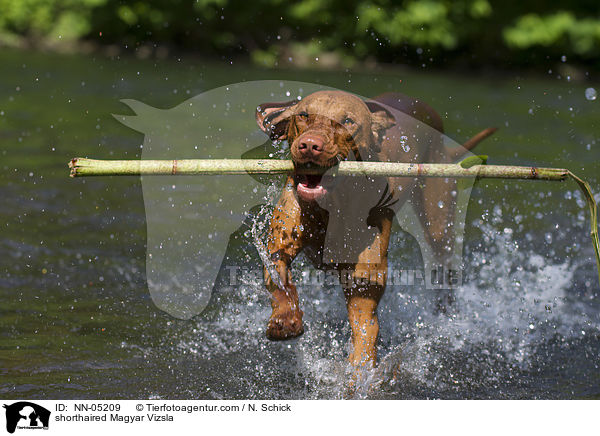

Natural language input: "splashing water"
[400,135,411,153]
[251,202,285,292]
[161,201,599,399]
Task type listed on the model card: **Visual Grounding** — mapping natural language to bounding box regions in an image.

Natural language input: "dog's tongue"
[297,174,327,201]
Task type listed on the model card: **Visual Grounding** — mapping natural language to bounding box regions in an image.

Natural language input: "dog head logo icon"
[3,402,50,434]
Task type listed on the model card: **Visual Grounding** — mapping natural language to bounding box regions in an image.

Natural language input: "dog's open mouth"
[294,164,339,202]
[296,174,327,201]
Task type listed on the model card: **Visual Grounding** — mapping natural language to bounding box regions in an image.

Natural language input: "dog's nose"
[298,135,324,157]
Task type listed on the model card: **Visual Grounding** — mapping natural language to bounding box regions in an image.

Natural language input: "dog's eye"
[342,117,356,126]
[297,111,309,120]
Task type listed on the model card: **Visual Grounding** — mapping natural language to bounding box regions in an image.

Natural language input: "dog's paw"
[266,310,304,341]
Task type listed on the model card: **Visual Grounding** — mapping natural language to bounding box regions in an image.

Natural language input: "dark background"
[1,0,600,73]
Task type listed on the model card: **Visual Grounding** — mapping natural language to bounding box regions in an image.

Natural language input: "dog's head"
[256,90,395,202]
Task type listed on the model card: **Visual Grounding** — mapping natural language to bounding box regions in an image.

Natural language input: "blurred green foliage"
[0,0,599,67]
[504,11,600,56]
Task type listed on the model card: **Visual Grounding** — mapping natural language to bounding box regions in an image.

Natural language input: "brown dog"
[255,90,495,367]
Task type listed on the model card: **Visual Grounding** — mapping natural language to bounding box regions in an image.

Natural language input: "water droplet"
[437,201,444,209]
[544,233,553,244]
[561,55,567,62]
[585,87,597,101]
[400,135,410,152]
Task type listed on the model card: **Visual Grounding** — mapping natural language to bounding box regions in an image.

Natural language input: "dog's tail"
[446,127,497,161]
[462,127,497,152]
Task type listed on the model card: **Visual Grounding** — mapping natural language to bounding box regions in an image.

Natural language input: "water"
[1,49,599,399]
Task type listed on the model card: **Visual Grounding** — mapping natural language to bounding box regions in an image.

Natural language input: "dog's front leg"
[341,214,392,367]
[264,177,305,340]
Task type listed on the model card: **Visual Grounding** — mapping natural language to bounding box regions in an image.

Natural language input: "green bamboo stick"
[567,170,600,287]
[67,157,600,286]
[69,158,569,180]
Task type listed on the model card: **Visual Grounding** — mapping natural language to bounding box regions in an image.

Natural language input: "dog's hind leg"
[418,176,460,313]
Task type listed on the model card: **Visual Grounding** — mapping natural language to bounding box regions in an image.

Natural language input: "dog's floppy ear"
[366,101,396,152]
[255,100,298,140]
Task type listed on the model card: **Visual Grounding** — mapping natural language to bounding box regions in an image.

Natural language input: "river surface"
[1,49,599,399]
